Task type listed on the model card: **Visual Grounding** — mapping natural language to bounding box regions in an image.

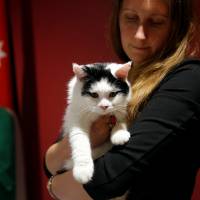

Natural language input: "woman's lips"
[132,46,149,50]
[129,44,150,50]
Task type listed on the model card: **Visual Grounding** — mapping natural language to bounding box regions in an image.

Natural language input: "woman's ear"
[115,61,132,80]
[72,63,87,80]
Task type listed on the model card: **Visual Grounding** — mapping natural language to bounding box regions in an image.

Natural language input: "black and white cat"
[62,62,132,186]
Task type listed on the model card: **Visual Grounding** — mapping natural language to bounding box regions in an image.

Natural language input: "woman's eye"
[122,14,139,22]
[126,16,138,22]
[109,92,117,98]
[152,22,164,25]
[150,19,166,26]
[90,92,99,98]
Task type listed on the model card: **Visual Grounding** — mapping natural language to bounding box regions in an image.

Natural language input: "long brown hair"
[110,0,200,119]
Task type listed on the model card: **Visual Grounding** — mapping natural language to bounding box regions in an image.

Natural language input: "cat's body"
[62,62,132,199]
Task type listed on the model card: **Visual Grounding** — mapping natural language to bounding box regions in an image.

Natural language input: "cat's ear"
[115,61,132,80]
[72,63,87,80]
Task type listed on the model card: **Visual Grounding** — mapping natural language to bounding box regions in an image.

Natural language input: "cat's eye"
[90,92,99,98]
[109,92,117,98]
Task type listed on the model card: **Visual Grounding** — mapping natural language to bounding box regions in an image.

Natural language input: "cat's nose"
[100,105,109,110]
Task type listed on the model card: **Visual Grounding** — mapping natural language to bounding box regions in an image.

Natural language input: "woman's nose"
[135,25,146,40]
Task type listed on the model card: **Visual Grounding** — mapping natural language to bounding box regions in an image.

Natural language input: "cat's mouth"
[100,109,114,115]
[93,107,113,115]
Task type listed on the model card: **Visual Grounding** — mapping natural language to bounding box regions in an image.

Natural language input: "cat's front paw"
[111,130,130,145]
[73,162,94,184]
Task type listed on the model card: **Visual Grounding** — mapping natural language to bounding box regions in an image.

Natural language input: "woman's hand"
[90,115,115,148]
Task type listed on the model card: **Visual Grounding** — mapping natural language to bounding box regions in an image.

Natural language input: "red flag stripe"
[0,0,13,109]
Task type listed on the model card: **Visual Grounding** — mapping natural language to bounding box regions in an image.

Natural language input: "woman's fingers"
[90,115,112,148]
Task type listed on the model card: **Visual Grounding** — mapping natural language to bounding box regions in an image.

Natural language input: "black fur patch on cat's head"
[81,63,129,96]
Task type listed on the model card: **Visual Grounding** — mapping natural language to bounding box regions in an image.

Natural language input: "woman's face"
[119,0,171,65]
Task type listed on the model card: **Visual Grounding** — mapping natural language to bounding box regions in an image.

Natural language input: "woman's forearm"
[45,137,71,175]
[47,171,92,200]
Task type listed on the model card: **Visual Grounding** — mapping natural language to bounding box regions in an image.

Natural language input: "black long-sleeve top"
[83,58,200,200]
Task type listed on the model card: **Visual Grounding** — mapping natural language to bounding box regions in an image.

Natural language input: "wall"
[8,0,200,200]
[9,0,116,199]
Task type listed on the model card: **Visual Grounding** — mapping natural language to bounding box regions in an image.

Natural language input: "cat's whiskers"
[79,106,100,118]
[112,105,127,114]
[112,104,127,110]
[78,106,91,116]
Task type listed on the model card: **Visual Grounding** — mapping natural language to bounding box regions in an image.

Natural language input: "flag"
[0,0,16,199]
[0,1,26,200]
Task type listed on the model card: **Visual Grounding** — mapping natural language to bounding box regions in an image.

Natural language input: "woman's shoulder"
[171,57,200,73]
[155,57,200,102]
[162,57,200,83]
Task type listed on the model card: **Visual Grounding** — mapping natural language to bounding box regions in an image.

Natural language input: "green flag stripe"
[0,108,15,195]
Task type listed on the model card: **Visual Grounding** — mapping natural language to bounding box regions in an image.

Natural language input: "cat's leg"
[69,128,94,184]
[110,122,130,145]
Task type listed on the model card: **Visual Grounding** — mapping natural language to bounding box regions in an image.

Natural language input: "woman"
[45,0,200,199]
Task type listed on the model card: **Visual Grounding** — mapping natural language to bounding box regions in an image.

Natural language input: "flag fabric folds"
[0,108,15,199]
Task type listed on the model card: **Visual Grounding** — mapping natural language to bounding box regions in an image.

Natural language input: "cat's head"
[72,62,132,115]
